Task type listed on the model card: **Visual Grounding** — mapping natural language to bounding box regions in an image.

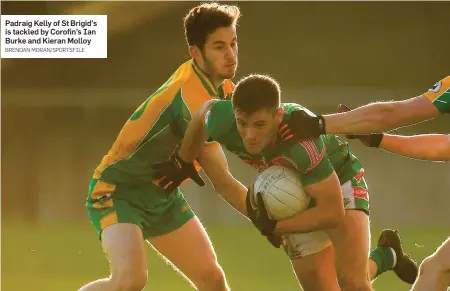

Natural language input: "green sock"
[369,247,396,278]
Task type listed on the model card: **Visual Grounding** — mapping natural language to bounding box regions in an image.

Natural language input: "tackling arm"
[324,96,440,134]
[197,145,249,217]
[274,172,345,235]
[178,100,216,163]
[379,134,450,162]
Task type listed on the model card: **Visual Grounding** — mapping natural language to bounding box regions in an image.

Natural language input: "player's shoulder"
[207,100,234,122]
[148,60,194,100]
[421,75,450,113]
[284,137,326,171]
[281,102,316,120]
[205,100,235,139]
[423,75,450,101]
[167,59,196,88]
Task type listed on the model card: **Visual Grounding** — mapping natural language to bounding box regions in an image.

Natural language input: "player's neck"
[193,59,225,89]
[212,77,225,89]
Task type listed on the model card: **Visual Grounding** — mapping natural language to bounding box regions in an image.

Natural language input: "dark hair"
[232,74,281,114]
[184,2,240,49]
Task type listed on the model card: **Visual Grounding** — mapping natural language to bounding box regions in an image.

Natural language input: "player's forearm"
[324,102,399,134]
[214,179,248,217]
[178,118,209,163]
[324,97,439,134]
[380,134,450,161]
[273,204,344,235]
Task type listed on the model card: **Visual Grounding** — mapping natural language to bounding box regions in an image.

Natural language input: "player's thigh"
[284,231,340,291]
[148,216,225,286]
[326,209,371,289]
[102,223,148,289]
[86,180,151,286]
[86,179,147,239]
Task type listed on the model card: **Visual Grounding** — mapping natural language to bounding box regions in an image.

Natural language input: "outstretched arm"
[323,96,439,134]
[379,134,450,162]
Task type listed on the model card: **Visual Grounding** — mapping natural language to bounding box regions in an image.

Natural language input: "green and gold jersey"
[93,59,234,184]
[204,101,364,187]
[424,76,450,114]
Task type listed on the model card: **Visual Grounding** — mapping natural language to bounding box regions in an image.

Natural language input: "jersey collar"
[191,59,226,99]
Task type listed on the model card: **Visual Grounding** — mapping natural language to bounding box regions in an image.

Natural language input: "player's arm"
[197,145,248,217]
[261,139,345,235]
[323,96,439,134]
[378,134,450,162]
[274,170,345,234]
[282,77,449,140]
[178,100,216,163]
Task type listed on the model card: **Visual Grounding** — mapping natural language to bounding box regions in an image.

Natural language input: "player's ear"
[275,108,284,122]
[189,45,201,60]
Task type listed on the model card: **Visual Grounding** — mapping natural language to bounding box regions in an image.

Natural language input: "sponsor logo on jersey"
[353,168,365,183]
[428,81,442,93]
[353,186,369,200]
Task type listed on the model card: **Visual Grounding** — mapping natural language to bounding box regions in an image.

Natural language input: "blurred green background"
[2,1,449,291]
[2,223,449,290]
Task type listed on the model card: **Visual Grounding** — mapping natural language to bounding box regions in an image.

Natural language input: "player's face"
[193,26,238,84]
[235,108,283,154]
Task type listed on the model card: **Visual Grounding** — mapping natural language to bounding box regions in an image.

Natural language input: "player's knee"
[196,262,227,290]
[337,273,371,291]
[111,269,148,291]
[301,268,338,290]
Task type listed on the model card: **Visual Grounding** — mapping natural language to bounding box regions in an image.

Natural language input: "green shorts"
[85,178,195,239]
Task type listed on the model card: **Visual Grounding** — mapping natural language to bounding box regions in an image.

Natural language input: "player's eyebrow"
[211,37,237,46]
[255,120,267,124]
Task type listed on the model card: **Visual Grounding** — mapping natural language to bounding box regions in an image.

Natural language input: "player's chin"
[220,69,236,79]
[246,146,262,155]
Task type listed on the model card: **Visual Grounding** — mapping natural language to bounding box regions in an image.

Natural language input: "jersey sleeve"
[423,76,450,114]
[287,138,335,187]
[204,100,235,141]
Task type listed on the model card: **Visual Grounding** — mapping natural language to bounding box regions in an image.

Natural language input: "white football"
[252,165,310,220]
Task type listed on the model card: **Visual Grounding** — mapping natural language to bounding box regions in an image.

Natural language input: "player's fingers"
[266,235,281,248]
[165,181,177,193]
[279,124,290,136]
[152,173,167,185]
[256,192,268,214]
[190,172,205,187]
[159,177,172,188]
[280,129,293,139]
[338,104,352,112]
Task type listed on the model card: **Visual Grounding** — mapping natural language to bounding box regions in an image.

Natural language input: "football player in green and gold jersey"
[80,3,249,291]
